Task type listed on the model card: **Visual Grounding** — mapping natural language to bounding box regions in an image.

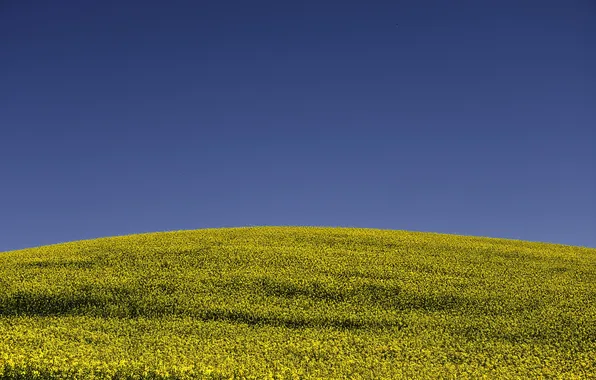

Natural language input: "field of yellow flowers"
[0,226,594,379]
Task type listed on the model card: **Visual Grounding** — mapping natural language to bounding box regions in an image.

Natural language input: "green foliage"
[0,226,594,378]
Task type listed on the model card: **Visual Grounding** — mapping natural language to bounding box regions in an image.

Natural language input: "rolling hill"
[0,226,594,379]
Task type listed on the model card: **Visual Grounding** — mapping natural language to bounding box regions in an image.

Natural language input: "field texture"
[0,226,595,379]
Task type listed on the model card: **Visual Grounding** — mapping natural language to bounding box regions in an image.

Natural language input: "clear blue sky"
[1,0,595,251]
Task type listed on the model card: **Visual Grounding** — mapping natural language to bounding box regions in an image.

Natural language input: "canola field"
[0,226,595,379]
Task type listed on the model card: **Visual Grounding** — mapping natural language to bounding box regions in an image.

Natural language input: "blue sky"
[1,0,595,251]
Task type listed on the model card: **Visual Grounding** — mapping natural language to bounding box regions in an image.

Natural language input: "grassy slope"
[0,226,595,379]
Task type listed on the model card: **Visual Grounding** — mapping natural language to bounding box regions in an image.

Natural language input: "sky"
[1,0,595,251]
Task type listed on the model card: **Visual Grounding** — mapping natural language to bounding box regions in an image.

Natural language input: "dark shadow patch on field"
[0,285,160,318]
[453,311,596,345]
[0,287,405,330]
[488,250,538,261]
[320,269,398,281]
[383,291,468,312]
[329,238,406,251]
[465,246,548,264]
[19,259,97,270]
[400,262,479,279]
[0,290,106,317]
[457,325,596,346]
[195,309,406,330]
[466,295,554,317]
[545,266,570,275]
[256,277,347,302]
[253,277,469,313]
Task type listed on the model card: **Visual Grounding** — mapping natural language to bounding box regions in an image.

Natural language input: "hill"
[0,226,595,378]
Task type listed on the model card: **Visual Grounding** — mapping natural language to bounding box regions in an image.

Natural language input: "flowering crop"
[0,226,594,378]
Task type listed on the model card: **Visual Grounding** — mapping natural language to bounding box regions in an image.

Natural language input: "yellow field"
[1,226,594,379]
